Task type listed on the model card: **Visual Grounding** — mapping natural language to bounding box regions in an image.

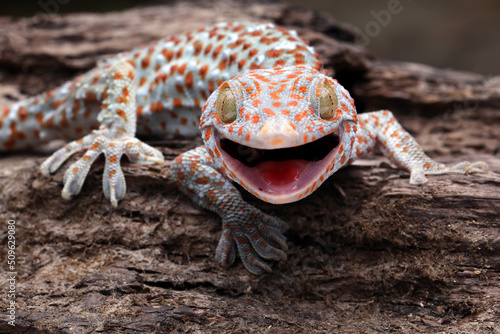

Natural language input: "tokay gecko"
[0,22,488,274]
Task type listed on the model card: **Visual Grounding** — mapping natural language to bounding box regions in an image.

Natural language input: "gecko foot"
[41,130,164,207]
[409,161,489,185]
[216,207,289,275]
[449,161,489,174]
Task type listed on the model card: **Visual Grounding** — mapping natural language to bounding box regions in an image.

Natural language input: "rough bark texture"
[1,1,499,333]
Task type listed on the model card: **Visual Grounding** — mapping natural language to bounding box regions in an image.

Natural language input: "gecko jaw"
[215,128,343,204]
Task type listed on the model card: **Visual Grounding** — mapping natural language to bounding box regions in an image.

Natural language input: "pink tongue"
[255,160,308,187]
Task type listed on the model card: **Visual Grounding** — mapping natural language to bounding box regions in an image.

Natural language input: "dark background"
[0,0,498,76]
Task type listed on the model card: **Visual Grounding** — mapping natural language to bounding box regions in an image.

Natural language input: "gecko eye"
[318,84,338,120]
[216,86,237,123]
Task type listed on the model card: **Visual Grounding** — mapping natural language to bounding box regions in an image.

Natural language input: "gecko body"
[0,22,487,274]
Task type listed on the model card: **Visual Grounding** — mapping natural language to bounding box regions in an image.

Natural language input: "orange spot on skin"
[173,98,183,108]
[197,177,210,184]
[136,106,144,118]
[0,107,9,127]
[122,86,130,99]
[141,57,150,69]
[162,49,174,62]
[213,45,223,59]
[91,75,99,85]
[150,103,158,112]
[17,107,28,122]
[193,40,203,56]
[270,138,284,146]
[204,44,213,56]
[199,65,209,81]
[252,99,261,107]
[139,77,147,87]
[175,84,185,95]
[72,100,80,119]
[177,63,187,75]
[252,74,271,83]
[266,49,283,58]
[238,59,246,70]
[245,131,251,142]
[60,109,69,128]
[274,59,286,67]
[251,114,260,124]
[290,94,305,100]
[204,128,212,141]
[263,108,275,117]
[113,72,123,80]
[108,154,119,164]
[176,48,184,59]
[180,118,188,125]
[248,49,258,58]
[127,70,134,80]
[51,100,64,110]
[85,91,98,104]
[218,59,227,71]
[270,84,286,100]
[185,72,193,89]
[46,116,54,128]
[214,145,221,158]
[272,102,281,108]
[117,109,128,122]
[295,110,308,122]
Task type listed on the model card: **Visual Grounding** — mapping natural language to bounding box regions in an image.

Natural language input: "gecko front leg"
[354,110,489,183]
[40,62,164,207]
[171,146,288,275]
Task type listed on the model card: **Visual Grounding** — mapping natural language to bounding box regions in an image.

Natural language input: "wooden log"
[1,2,499,332]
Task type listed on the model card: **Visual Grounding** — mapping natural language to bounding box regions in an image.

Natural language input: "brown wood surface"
[0,1,499,333]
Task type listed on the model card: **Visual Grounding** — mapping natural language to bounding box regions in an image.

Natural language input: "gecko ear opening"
[318,84,338,120]
[216,84,237,123]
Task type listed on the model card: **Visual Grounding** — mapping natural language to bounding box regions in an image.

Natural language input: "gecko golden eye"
[216,86,237,123]
[319,84,338,120]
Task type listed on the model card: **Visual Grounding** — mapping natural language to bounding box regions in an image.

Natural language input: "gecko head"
[199,66,358,204]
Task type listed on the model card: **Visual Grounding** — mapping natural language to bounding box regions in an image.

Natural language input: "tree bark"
[1,1,499,333]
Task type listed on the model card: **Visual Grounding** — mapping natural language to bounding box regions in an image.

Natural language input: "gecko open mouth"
[215,129,343,202]
[219,132,340,167]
